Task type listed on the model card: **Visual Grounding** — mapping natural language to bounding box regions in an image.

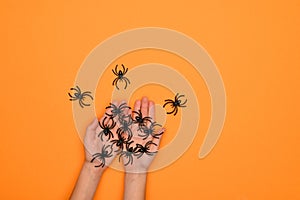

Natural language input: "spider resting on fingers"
[68,86,93,108]
[163,93,187,116]
[112,64,131,90]
[132,109,152,131]
[90,144,113,168]
[98,116,116,141]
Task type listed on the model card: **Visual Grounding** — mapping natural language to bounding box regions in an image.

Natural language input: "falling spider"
[112,64,131,90]
[118,141,137,166]
[98,116,116,141]
[163,93,187,116]
[90,144,113,168]
[68,86,94,108]
[132,109,152,131]
[134,141,157,159]
[139,121,163,140]
[110,128,129,152]
[105,102,131,119]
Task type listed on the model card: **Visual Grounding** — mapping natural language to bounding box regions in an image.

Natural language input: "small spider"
[110,128,128,152]
[112,64,131,90]
[68,86,94,108]
[90,144,113,168]
[132,109,152,131]
[105,102,131,119]
[98,116,116,141]
[163,93,187,116]
[118,115,134,141]
[139,121,163,140]
[134,141,157,159]
[118,141,137,166]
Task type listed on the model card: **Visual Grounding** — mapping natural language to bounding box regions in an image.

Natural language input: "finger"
[141,96,149,117]
[133,99,141,113]
[86,118,99,132]
[148,100,155,122]
[151,128,165,151]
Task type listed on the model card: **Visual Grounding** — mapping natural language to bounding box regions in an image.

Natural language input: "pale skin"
[70,97,164,200]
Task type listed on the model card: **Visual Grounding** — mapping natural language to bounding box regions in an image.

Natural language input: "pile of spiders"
[90,103,164,167]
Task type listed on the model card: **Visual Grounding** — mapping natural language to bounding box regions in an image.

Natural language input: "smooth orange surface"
[1,0,300,199]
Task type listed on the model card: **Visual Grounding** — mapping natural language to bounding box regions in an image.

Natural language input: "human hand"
[120,97,164,173]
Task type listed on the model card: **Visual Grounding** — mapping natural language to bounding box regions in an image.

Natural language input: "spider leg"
[123,77,130,84]
[173,107,178,116]
[180,99,187,106]
[69,98,77,101]
[115,79,120,90]
[78,100,84,108]
[123,78,128,89]
[121,64,125,74]
[82,92,94,100]
[166,107,175,115]
[68,93,74,98]
[81,101,91,107]
[124,155,131,166]
[112,78,118,86]
[76,86,81,94]
[163,101,173,108]
[177,94,185,99]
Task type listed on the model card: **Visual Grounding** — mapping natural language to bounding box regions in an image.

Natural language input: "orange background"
[1,0,300,199]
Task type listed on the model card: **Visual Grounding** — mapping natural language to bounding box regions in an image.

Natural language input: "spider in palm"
[132,109,152,131]
[134,141,157,159]
[105,102,131,119]
[163,93,187,116]
[68,86,93,108]
[118,115,134,141]
[98,116,116,141]
[90,144,113,168]
[112,64,131,90]
[139,121,163,140]
[110,128,128,152]
[118,141,137,166]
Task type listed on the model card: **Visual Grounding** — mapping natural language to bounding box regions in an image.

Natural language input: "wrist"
[83,161,105,177]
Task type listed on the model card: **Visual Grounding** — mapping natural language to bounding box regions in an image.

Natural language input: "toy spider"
[132,109,152,131]
[98,116,116,141]
[134,141,157,159]
[163,93,187,116]
[110,128,128,152]
[105,102,131,119]
[139,121,163,140]
[118,115,134,141]
[68,86,93,108]
[118,141,137,166]
[90,144,113,168]
[112,64,131,90]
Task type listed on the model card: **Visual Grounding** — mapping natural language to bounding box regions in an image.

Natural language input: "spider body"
[105,102,131,119]
[139,121,163,140]
[90,144,113,168]
[98,117,116,141]
[163,93,187,116]
[68,86,93,108]
[110,128,128,152]
[134,141,157,159]
[132,109,152,131]
[112,64,130,90]
[118,142,137,166]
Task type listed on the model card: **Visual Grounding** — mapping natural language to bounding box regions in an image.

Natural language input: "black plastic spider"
[134,141,157,159]
[68,86,93,108]
[105,102,131,119]
[110,128,128,152]
[118,115,134,141]
[132,109,152,131]
[118,141,137,166]
[139,121,163,140]
[112,64,131,90]
[90,144,113,168]
[98,116,116,141]
[163,93,187,116]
